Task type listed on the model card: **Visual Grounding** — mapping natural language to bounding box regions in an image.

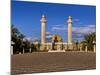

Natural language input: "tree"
[11,25,25,54]
[11,24,41,53]
[81,32,96,51]
[31,44,37,52]
[23,39,31,53]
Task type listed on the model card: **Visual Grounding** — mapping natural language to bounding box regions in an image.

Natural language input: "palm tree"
[81,32,96,51]
[11,24,25,54]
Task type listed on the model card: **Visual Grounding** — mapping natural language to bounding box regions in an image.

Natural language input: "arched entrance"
[52,34,63,50]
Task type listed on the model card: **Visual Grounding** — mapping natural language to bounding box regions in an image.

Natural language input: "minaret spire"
[67,16,72,44]
[40,14,46,44]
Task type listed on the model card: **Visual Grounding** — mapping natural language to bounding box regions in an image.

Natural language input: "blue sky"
[11,1,96,42]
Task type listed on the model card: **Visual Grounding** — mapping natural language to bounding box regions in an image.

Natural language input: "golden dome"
[52,34,62,42]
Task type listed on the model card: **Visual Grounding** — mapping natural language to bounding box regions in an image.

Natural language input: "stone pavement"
[11,52,96,75]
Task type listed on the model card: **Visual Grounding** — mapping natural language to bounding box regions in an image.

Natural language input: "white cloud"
[23,37,33,41]
[46,32,52,38]
[46,32,51,35]
[31,37,39,42]
[54,24,62,27]
[72,25,96,34]
[52,25,67,31]
[52,27,66,31]
[46,35,52,38]
[51,24,96,35]
[88,25,96,28]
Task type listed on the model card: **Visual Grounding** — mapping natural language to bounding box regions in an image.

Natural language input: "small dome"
[42,14,46,18]
[52,34,62,42]
[68,16,72,19]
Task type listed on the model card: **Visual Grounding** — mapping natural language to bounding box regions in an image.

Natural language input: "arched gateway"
[52,34,63,50]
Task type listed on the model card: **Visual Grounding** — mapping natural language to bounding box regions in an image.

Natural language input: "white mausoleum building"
[40,15,73,52]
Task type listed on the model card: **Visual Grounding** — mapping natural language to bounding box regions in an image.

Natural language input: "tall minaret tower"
[40,15,46,44]
[67,16,72,44]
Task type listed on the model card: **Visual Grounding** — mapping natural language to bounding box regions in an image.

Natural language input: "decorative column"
[80,44,82,52]
[11,41,15,55]
[11,46,13,55]
[40,15,46,50]
[51,43,52,50]
[93,45,96,52]
[23,47,24,54]
[85,46,88,52]
[29,48,31,53]
[93,40,96,52]
[80,47,82,52]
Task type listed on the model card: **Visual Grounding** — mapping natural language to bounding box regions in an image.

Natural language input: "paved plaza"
[11,52,96,75]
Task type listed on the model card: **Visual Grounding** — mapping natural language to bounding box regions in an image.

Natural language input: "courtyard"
[11,52,96,74]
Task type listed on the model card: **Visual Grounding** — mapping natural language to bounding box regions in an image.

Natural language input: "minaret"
[40,15,46,44]
[67,16,72,44]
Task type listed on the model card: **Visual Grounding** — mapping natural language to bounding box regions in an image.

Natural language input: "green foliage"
[12,24,41,53]
[12,25,27,53]
[81,32,96,51]
[31,44,37,52]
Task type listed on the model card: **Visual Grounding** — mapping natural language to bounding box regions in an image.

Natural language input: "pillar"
[67,16,72,44]
[23,48,24,54]
[29,48,31,53]
[11,41,15,55]
[40,15,46,50]
[85,46,88,52]
[51,43,52,50]
[80,46,82,52]
[11,46,13,55]
[93,45,96,52]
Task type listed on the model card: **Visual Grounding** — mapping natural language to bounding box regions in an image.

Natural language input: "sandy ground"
[11,52,96,75]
